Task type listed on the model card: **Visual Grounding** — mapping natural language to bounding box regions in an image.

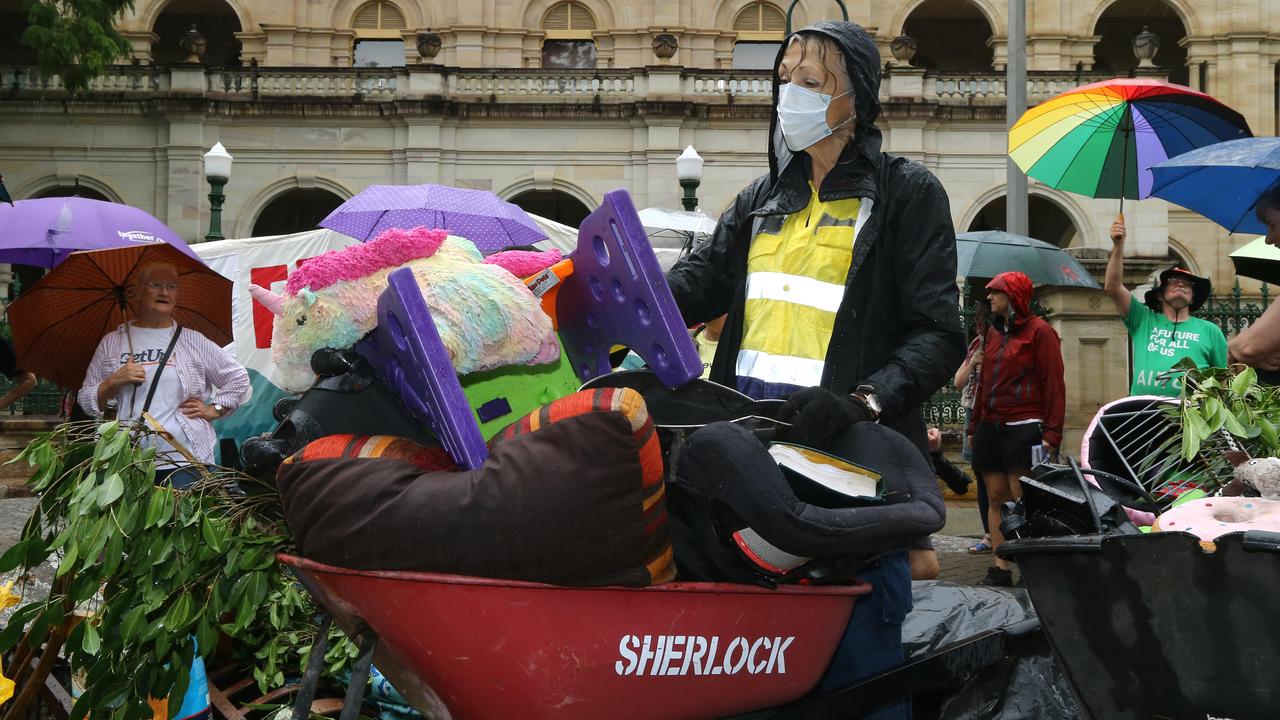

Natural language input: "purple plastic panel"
[356,267,489,470]
[556,190,702,388]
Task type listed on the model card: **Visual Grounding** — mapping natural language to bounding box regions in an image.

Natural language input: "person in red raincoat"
[966,271,1065,586]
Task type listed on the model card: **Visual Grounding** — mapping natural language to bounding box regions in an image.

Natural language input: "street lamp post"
[676,145,703,212]
[202,142,233,241]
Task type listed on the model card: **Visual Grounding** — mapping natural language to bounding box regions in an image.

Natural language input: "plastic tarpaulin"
[903,581,1079,720]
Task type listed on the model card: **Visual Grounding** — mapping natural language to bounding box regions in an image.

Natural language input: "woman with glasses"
[77,262,249,489]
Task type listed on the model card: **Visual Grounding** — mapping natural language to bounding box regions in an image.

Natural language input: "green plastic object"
[459,338,583,439]
[1168,488,1208,509]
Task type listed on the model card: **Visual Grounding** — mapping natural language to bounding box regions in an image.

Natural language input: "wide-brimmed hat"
[1144,266,1211,313]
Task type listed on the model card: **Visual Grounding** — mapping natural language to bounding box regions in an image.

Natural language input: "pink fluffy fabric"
[482,248,563,279]
[285,226,449,295]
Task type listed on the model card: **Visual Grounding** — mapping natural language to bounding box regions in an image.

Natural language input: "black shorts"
[971,420,1042,474]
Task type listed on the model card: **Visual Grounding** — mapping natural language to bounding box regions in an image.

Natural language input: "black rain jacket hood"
[766,21,884,197]
[666,20,966,457]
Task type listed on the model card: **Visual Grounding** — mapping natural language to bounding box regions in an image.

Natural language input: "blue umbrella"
[1149,137,1280,235]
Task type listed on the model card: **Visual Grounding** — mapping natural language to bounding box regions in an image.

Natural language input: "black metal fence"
[1195,280,1271,337]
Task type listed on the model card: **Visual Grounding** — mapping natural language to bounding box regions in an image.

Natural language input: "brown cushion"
[278,389,673,587]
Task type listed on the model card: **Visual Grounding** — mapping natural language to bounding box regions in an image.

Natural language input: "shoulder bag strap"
[141,325,183,415]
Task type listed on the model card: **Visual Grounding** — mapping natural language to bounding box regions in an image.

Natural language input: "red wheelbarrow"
[278,555,1044,720]
[279,554,870,719]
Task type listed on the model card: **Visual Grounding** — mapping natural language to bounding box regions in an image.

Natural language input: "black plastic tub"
[999,530,1280,720]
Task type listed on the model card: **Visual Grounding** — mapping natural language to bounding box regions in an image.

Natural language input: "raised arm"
[953,340,981,390]
[1104,215,1132,317]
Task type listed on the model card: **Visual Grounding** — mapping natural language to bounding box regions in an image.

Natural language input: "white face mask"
[776,83,854,152]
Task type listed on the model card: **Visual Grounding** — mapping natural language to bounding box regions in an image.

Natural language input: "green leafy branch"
[1173,358,1280,462]
[0,420,353,719]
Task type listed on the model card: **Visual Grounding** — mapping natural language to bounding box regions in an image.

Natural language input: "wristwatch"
[852,384,882,421]
[212,402,226,417]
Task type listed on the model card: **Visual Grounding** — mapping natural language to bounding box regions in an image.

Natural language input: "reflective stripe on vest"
[737,194,873,396]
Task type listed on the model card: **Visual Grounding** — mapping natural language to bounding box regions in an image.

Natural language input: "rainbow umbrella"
[1009,78,1251,213]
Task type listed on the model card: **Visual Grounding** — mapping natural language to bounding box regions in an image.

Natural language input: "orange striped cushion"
[284,434,458,473]
[493,387,673,585]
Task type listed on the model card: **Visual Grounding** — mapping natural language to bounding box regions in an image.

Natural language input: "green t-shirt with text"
[1124,296,1227,396]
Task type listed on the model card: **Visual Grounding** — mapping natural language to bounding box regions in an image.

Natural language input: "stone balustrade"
[2,65,165,93]
[1,64,1121,107]
[215,66,400,98]
[683,72,774,100]
[447,69,635,99]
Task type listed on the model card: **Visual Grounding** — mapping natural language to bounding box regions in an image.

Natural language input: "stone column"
[886,67,926,100]
[644,66,683,101]
[452,27,486,67]
[158,116,208,243]
[236,32,268,65]
[642,119,683,212]
[404,120,445,185]
[121,31,159,64]
[258,25,299,66]
[406,65,446,97]
[987,35,1008,72]
[329,30,355,67]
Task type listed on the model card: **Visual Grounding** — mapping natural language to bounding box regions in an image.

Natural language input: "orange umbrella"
[8,244,231,389]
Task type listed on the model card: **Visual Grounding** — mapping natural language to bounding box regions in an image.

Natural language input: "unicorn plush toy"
[252,226,562,392]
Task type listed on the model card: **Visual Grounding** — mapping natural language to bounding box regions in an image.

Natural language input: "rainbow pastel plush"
[252,226,562,392]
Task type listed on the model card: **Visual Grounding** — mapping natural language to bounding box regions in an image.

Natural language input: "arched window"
[967,195,1080,249]
[733,1,786,38]
[543,2,597,35]
[353,1,406,36]
[32,185,112,202]
[252,188,346,237]
[541,1,597,69]
[151,0,242,66]
[351,0,407,67]
[1093,0,1189,86]
[732,2,786,70]
[901,0,994,71]
[509,190,592,228]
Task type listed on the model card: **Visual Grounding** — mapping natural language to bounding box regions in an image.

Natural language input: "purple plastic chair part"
[556,190,702,388]
[356,267,489,470]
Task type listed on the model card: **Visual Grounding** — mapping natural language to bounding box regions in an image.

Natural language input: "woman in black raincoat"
[666,21,964,718]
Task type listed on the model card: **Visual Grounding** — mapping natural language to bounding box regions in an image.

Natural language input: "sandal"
[967,536,992,554]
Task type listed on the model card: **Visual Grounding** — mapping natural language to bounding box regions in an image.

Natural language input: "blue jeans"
[817,551,913,720]
[155,466,202,490]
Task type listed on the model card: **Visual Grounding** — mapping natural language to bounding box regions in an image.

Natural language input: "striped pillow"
[492,387,674,585]
[284,434,458,473]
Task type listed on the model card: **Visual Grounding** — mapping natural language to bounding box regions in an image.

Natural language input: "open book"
[767,442,883,506]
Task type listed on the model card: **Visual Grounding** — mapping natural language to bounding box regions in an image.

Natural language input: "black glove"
[777,386,874,447]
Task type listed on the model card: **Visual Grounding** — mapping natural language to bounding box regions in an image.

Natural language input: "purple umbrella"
[319,184,548,253]
[0,197,201,268]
